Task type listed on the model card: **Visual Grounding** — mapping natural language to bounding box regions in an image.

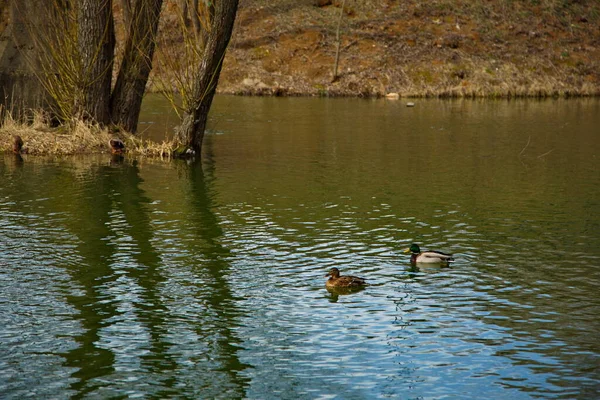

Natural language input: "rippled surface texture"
[1,97,599,399]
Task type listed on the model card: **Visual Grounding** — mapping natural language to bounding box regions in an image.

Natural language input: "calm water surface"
[1,97,599,399]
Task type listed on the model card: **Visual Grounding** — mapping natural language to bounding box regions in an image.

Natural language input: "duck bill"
[403,248,412,254]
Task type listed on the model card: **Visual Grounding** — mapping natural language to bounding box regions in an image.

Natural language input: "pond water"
[1,96,599,399]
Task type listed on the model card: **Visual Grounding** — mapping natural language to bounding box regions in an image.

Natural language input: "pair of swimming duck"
[325,243,454,288]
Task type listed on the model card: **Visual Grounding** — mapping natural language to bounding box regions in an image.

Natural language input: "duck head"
[325,267,340,278]
[403,243,421,254]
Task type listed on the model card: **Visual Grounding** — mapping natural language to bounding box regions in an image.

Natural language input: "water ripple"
[2,98,600,399]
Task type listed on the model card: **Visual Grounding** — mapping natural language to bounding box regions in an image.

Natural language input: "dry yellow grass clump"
[1,112,176,157]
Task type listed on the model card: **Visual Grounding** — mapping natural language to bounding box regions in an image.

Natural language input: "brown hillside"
[2,0,599,98]
[216,0,600,97]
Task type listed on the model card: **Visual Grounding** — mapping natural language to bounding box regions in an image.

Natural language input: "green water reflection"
[1,97,599,399]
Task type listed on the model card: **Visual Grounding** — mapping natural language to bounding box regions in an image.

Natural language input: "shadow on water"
[58,155,179,398]
[325,285,366,303]
[0,151,250,398]
[178,154,251,396]
[50,153,249,398]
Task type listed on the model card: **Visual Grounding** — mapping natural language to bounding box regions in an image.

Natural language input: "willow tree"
[0,0,49,116]
[172,0,239,156]
[6,0,162,132]
[5,0,238,153]
[14,0,116,124]
[111,0,163,132]
[2,0,102,122]
[78,0,115,124]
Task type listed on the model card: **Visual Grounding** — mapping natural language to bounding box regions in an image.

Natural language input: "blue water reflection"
[1,97,600,399]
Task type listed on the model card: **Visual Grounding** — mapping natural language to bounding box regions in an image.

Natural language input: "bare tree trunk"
[110,0,162,133]
[175,0,239,156]
[78,0,115,125]
[119,0,133,30]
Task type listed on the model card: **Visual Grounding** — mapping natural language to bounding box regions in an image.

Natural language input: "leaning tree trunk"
[176,0,239,156]
[78,0,115,125]
[110,0,162,133]
[119,0,133,31]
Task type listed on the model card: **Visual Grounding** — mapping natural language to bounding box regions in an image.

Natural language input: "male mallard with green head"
[404,243,454,265]
[325,267,367,288]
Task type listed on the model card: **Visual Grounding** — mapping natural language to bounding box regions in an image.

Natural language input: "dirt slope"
[216,0,600,97]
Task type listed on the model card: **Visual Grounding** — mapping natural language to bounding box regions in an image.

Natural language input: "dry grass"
[394,58,600,99]
[0,110,177,157]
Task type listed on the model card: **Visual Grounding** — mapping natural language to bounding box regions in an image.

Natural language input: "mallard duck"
[404,243,454,264]
[325,267,367,288]
[109,138,125,154]
[13,135,23,154]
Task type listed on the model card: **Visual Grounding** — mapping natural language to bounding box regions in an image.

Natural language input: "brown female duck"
[13,135,24,154]
[325,267,367,288]
[109,138,125,154]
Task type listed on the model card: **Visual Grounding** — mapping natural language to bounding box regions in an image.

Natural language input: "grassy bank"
[0,112,175,157]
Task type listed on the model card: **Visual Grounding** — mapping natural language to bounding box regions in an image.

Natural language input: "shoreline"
[213,86,600,99]
[2,95,599,157]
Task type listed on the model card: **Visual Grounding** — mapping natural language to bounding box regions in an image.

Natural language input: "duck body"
[109,138,125,154]
[325,267,367,288]
[404,243,454,265]
[13,135,23,154]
